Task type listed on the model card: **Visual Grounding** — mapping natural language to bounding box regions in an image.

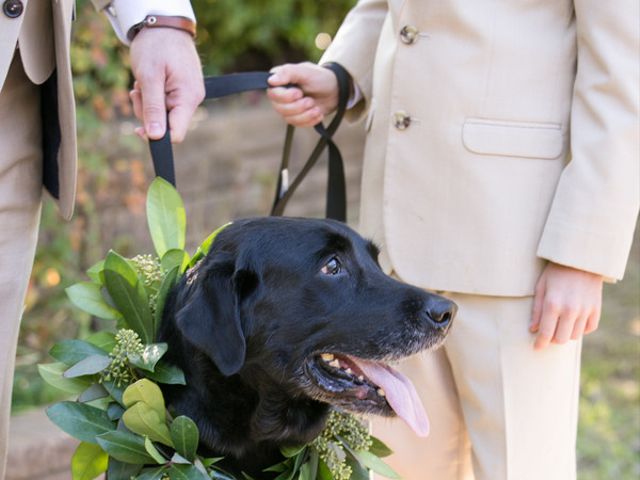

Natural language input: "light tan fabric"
[0,0,77,220]
[0,54,43,480]
[322,0,640,296]
[373,293,582,480]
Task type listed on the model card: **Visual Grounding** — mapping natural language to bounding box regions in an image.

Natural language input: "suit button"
[400,25,419,44]
[393,111,411,130]
[2,0,23,18]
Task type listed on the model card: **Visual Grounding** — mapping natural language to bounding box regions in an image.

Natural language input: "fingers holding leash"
[129,28,205,143]
[267,62,340,128]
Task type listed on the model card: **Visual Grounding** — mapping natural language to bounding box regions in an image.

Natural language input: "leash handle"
[148,65,350,222]
[148,72,272,189]
[270,62,349,221]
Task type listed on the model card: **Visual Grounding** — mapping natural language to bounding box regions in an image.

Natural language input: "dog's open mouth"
[305,353,429,437]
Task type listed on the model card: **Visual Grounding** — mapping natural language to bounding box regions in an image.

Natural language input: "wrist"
[128,15,196,43]
[100,0,196,45]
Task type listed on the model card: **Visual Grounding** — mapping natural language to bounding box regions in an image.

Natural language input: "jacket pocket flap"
[463,118,564,159]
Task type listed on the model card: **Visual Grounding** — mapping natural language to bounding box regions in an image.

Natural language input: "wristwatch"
[127,15,197,42]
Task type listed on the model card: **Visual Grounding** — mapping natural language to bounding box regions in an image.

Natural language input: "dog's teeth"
[329,359,340,368]
[321,353,335,362]
[358,375,364,382]
[377,388,386,397]
[345,368,353,375]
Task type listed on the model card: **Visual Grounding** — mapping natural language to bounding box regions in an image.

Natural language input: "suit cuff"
[100,0,196,46]
[536,220,632,281]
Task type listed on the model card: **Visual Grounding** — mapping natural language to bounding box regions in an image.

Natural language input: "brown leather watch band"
[128,15,197,42]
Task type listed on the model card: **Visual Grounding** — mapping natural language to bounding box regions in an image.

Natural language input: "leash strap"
[148,64,350,221]
[270,62,349,221]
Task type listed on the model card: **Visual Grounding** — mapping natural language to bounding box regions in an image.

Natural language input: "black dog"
[158,217,455,477]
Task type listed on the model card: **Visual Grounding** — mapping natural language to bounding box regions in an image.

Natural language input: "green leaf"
[96,430,159,464]
[345,454,370,480]
[154,265,179,334]
[280,444,306,458]
[369,436,394,458]
[200,457,223,467]
[50,339,110,365]
[128,343,168,372]
[145,361,186,385]
[147,177,187,258]
[85,331,116,353]
[107,403,125,421]
[192,459,209,477]
[298,449,318,480]
[78,384,109,403]
[122,402,173,447]
[166,464,209,480]
[170,416,199,462]
[103,250,154,343]
[46,401,115,444]
[273,466,296,480]
[38,362,93,394]
[137,466,168,480]
[106,458,143,480]
[189,222,232,268]
[352,450,401,479]
[317,459,333,480]
[170,452,191,464]
[291,449,306,474]
[66,282,122,320]
[86,260,106,285]
[86,396,111,411]
[102,380,125,406]
[144,436,168,464]
[263,461,289,473]
[64,354,111,378]
[161,249,190,274]
[122,379,166,420]
[71,442,109,480]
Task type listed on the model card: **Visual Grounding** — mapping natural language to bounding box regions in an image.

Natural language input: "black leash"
[148,64,350,222]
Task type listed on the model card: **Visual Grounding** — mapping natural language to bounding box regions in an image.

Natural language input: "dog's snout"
[425,296,456,329]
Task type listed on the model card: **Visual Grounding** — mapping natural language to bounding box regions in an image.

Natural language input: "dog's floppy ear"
[175,259,246,376]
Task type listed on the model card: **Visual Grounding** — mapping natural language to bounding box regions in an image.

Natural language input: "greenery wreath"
[38,178,400,480]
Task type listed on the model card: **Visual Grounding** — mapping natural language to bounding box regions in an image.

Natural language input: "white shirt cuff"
[102,0,196,45]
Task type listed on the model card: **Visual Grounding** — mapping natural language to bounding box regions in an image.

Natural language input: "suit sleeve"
[536,0,640,280]
[90,0,196,45]
[319,0,388,120]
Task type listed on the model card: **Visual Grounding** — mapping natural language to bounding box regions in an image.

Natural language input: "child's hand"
[268,62,340,128]
[530,263,604,350]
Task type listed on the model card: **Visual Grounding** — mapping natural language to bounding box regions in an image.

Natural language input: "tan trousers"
[374,292,581,480]
[0,54,43,478]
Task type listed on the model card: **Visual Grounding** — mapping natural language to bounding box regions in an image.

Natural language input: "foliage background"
[11,1,639,478]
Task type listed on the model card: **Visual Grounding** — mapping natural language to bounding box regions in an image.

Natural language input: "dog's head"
[167,217,455,437]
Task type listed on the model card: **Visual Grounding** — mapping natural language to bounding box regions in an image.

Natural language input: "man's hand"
[530,263,604,350]
[267,62,339,128]
[129,28,204,143]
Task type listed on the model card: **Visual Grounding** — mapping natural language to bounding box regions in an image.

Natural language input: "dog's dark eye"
[320,257,342,276]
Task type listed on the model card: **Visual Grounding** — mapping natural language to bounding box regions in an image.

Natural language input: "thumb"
[268,64,310,87]
[140,73,168,140]
[530,278,546,333]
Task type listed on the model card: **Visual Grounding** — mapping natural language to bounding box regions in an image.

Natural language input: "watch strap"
[128,15,196,42]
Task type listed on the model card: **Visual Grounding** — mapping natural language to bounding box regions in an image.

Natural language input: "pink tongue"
[352,358,430,437]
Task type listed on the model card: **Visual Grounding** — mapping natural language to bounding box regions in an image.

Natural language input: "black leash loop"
[270,62,349,221]
[148,64,350,221]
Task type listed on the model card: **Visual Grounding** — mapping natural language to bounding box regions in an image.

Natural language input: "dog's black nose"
[425,296,456,329]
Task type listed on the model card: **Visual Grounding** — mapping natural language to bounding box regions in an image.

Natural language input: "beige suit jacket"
[0,0,76,220]
[322,0,640,296]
